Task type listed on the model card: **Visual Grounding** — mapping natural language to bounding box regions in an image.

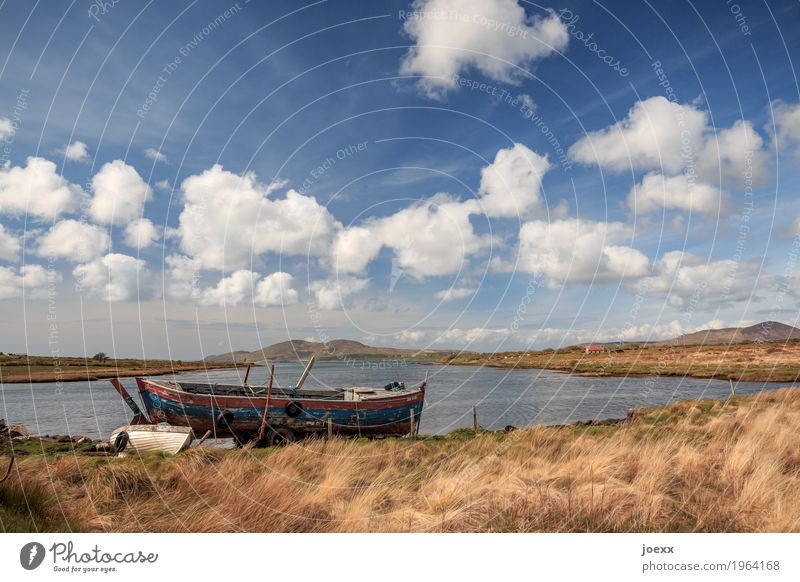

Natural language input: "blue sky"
[1,0,800,359]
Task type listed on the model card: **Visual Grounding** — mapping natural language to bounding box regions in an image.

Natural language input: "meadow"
[2,388,799,532]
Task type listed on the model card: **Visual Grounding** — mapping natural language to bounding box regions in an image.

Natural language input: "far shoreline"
[455,361,794,383]
[0,362,237,384]
[440,339,800,384]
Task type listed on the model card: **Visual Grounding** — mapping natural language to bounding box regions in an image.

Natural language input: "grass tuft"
[2,388,800,532]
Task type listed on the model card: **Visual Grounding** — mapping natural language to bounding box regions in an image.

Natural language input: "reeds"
[2,388,800,532]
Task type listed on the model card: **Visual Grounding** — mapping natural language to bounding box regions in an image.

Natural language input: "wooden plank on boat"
[295,354,316,390]
[110,378,150,423]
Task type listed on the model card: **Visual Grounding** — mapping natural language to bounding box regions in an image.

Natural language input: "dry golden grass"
[2,388,800,532]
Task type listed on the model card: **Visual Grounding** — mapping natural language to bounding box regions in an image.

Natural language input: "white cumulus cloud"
[62,141,90,163]
[255,272,299,307]
[435,286,477,301]
[90,160,153,225]
[628,172,728,217]
[199,270,299,307]
[311,276,369,310]
[375,195,487,279]
[124,218,158,249]
[36,219,110,262]
[400,0,568,98]
[477,142,550,218]
[332,194,488,279]
[329,226,384,275]
[774,101,800,159]
[178,164,341,270]
[73,253,150,302]
[200,270,258,307]
[164,254,201,302]
[516,218,649,287]
[569,96,707,175]
[330,143,549,279]
[635,250,760,308]
[0,117,12,141]
[0,225,21,262]
[0,157,87,220]
[396,329,428,344]
[697,119,768,187]
[0,264,50,300]
[144,148,167,163]
[569,96,769,191]
[433,326,512,347]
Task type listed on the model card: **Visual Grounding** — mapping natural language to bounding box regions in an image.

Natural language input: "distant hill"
[661,321,800,346]
[205,339,451,363]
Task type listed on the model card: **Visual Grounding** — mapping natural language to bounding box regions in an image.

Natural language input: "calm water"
[0,361,783,440]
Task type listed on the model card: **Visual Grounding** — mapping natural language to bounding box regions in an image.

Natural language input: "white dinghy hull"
[110,424,194,455]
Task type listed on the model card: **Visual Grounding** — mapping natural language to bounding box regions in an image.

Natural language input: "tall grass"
[2,389,800,532]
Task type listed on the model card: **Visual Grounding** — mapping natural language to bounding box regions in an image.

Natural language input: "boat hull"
[135,378,425,439]
[110,424,194,454]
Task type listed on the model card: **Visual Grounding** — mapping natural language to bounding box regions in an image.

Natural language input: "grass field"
[2,387,799,532]
[442,340,800,383]
[0,354,234,383]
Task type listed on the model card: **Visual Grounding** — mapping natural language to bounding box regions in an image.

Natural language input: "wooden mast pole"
[295,354,317,391]
[258,364,275,443]
[243,362,252,384]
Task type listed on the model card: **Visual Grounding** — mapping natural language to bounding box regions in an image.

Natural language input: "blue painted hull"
[136,377,425,438]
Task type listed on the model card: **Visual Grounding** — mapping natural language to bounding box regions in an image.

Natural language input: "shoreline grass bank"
[442,340,800,383]
[2,388,799,532]
[0,355,236,384]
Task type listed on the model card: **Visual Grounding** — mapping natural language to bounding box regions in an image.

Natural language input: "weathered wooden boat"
[110,424,194,455]
[130,357,426,445]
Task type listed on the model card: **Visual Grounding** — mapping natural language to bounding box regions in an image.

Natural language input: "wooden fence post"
[257,365,275,443]
[472,405,478,432]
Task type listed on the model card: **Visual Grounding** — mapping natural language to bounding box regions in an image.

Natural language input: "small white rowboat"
[110,424,194,455]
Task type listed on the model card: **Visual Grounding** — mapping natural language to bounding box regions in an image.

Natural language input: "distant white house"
[584,345,605,354]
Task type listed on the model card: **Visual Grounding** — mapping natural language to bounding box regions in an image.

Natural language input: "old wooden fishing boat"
[110,424,194,455]
[112,356,426,445]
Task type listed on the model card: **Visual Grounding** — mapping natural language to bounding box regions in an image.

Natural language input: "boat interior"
[161,380,412,401]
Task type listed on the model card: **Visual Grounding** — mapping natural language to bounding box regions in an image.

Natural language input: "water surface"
[0,361,781,439]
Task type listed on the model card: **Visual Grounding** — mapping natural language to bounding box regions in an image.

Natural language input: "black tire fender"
[216,410,235,428]
[285,401,303,418]
[268,427,296,446]
[113,431,129,453]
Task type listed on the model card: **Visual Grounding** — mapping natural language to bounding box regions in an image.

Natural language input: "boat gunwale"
[137,377,425,408]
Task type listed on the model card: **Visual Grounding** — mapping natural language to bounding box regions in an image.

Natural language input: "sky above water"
[1,0,800,359]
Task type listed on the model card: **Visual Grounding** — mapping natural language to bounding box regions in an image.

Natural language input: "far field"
[441,339,800,383]
[0,354,234,384]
